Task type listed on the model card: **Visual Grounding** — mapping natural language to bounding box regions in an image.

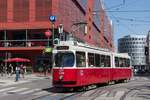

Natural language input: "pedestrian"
[43,63,47,76]
[15,65,20,81]
[9,64,14,76]
[20,64,25,79]
[0,63,4,77]
[23,64,26,74]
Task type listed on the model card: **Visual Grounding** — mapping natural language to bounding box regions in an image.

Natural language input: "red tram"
[52,41,132,88]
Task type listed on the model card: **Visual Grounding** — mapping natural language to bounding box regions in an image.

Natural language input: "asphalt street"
[0,75,150,100]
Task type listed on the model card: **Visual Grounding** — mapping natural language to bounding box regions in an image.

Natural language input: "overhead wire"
[104,0,137,10]
[110,16,150,23]
[103,0,136,34]
[96,1,150,30]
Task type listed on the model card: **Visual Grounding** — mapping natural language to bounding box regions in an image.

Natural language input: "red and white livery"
[52,41,132,88]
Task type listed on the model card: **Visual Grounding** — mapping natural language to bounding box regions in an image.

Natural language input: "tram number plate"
[59,69,64,75]
[80,70,84,76]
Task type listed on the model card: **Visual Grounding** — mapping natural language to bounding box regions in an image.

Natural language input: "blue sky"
[103,0,150,48]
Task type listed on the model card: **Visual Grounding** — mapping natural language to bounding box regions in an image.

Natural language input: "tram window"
[119,58,122,67]
[125,59,130,67]
[115,57,119,67]
[100,55,105,67]
[105,56,110,67]
[123,58,126,67]
[55,52,75,67]
[119,58,125,67]
[95,54,100,67]
[88,53,95,67]
[100,55,110,67]
[76,52,86,67]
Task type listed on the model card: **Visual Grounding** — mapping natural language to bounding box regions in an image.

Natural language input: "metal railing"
[0,39,52,47]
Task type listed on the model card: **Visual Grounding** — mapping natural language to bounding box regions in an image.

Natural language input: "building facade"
[146,31,150,68]
[118,35,147,70]
[0,0,114,73]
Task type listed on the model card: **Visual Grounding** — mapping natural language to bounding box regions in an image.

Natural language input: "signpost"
[48,15,57,73]
[49,15,56,45]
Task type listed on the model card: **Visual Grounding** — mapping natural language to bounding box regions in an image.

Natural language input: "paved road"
[0,76,149,100]
[0,78,51,100]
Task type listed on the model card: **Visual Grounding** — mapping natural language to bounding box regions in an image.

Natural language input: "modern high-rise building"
[0,0,114,73]
[118,35,147,70]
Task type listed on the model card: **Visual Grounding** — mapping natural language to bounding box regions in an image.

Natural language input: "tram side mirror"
[53,38,60,45]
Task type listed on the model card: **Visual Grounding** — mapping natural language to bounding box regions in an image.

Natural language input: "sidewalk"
[0,74,51,87]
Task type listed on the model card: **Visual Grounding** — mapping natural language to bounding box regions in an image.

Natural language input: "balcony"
[0,39,51,47]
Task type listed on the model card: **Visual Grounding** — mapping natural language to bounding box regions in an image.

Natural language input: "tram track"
[33,82,129,100]
[120,82,150,100]
[33,79,150,100]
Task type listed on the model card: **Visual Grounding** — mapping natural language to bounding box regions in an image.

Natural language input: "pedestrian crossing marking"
[114,91,125,99]
[20,88,41,95]
[0,87,44,95]
[32,91,49,96]
[7,88,29,94]
[143,77,149,80]
[131,77,149,81]
[0,87,17,92]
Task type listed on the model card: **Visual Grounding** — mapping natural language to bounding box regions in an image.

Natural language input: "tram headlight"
[59,75,63,80]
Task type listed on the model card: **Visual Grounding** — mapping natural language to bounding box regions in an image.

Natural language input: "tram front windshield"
[54,52,75,67]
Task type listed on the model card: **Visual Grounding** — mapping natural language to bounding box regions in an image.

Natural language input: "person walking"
[9,64,14,76]
[20,64,25,79]
[15,65,20,82]
[0,63,4,77]
[43,63,47,76]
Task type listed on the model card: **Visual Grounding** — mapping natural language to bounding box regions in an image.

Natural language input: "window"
[115,57,130,67]
[119,58,126,67]
[125,59,130,67]
[100,55,111,67]
[100,55,105,67]
[88,53,95,67]
[105,56,111,67]
[95,54,100,67]
[76,52,86,67]
[115,57,119,67]
[55,52,75,67]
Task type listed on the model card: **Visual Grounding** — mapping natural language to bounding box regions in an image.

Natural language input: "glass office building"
[118,35,147,70]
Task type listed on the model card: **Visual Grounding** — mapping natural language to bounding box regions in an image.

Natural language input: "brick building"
[0,0,113,73]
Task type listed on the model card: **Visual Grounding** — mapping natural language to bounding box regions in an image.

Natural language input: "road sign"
[49,15,56,23]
